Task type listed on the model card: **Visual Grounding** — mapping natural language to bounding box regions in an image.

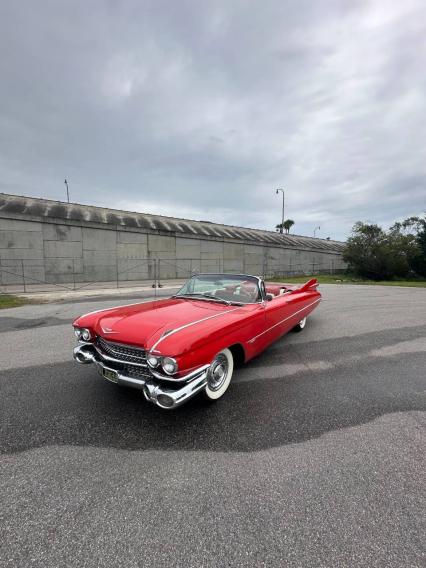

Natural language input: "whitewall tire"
[204,348,234,401]
[292,316,307,332]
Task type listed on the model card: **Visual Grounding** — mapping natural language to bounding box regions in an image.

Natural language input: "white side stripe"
[247,298,321,344]
[150,307,241,352]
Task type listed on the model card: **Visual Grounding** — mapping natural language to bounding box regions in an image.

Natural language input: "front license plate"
[102,368,119,383]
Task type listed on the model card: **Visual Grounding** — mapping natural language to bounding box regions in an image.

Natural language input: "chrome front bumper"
[73,343,208,409]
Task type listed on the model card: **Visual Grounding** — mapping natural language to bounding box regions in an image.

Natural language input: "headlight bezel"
[147,354,160,368]
[81,328,92,341]
[74,327,92,342]
[161,356,178,375]
[147,353,178,375]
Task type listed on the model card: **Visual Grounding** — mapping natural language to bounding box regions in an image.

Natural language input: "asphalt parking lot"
[1,284,425,568]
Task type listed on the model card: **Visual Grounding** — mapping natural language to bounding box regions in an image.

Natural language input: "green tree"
[343,222,421,279]
[276,219,295,234]
[283,219,295,234]
[393,215,426,276]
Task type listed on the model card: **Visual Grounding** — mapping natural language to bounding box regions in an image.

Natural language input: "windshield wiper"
[199,294,244,306]
[173,293,231,305]
[201,293,232,305]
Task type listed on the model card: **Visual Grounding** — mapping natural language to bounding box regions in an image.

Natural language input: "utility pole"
[64,179,70,203]
[276,188,285,233]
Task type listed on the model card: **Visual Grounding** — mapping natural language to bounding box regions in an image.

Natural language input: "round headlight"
[81,328,92,341]
[147,355,160,368]
[74,328,82,339]
[162,357,178,375]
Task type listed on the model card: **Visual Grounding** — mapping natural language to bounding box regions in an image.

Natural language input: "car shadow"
[1,324,425,455]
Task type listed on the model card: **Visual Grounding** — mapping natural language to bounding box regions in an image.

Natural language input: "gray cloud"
[0,0,425,240]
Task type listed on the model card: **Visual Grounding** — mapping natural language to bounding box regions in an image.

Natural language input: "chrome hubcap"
[299,317,306,328]
[208,354,229,391]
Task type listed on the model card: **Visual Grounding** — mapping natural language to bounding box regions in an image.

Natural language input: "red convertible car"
[73,273,321,409]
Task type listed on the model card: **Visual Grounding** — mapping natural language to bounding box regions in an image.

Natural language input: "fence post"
[21,260,27,293]
[312,260,315,274]
[116,255,119,289]
[72,259,76,290]
[157,258,162,288]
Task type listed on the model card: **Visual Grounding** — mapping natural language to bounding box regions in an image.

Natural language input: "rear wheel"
[292,316,307,332]
[204,348,234,401]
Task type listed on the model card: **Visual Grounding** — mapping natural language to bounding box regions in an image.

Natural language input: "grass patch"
[0,294,31,309]
[267,274,426,287]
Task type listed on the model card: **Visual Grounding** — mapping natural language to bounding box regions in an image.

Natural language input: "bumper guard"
[73,343,208,409]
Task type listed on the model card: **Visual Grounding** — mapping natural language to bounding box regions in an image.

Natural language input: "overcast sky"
[0,0,425,240]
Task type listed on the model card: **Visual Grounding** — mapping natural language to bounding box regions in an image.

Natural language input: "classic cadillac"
[73,273,321,409]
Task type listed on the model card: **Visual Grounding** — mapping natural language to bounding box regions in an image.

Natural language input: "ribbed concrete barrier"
[0,193,346,288]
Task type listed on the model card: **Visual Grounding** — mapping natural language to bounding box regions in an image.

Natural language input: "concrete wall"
[0,208,346,287]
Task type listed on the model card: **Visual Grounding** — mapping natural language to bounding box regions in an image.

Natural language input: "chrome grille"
[122,364,152,379]
[96,337,147,364]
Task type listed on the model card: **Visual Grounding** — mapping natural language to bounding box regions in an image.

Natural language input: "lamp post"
[64,179,70,203]
[276,188,284,233]
[314,226,320,238]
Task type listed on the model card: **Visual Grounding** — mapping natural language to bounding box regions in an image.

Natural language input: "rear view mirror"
[266,293,274,301]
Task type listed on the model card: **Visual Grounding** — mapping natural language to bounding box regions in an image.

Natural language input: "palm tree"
[276,219,295,234]
[283,219,294,234]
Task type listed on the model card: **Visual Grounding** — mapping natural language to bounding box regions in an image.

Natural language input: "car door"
[263,292,298,345]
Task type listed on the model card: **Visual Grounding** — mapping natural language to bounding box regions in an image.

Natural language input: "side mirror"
[266,293,274,302]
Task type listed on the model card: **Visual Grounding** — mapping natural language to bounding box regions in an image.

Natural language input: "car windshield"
[175,274,262,305]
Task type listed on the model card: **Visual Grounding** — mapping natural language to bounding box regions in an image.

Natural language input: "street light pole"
[64,179,70,203]
[314,226,320,238]
[276,188,285,233]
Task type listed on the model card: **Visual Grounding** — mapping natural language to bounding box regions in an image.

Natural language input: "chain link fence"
[0,256,346,294]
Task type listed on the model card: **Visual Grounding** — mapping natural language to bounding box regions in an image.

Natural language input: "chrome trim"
[149,364,210,382]
[93,343,197,382]
[143,373,208,409]
[74,342,95,363]
[75,343,208,383]
[93,345,148,368]
[73,344,208,409]
[97,337,146,356]
[95,337,148,367]
[81,328,92,341]
[247,298,321,344]
[161,356,178,375]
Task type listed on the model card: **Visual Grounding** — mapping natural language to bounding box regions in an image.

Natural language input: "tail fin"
[298,278,318,292]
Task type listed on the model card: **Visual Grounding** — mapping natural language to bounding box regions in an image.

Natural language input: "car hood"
[81,298,235,350]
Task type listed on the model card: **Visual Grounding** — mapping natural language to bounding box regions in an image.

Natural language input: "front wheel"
[292,316,307,332]
[204,348,234,401]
